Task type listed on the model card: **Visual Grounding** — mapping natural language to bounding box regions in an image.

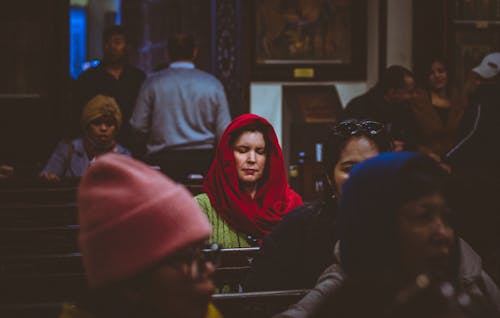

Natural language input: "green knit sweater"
[195,193,251,248]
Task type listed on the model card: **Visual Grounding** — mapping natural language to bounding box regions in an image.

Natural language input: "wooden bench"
[212,289,308,318]
[0,289,308,318]
[0,302,66,318]
[212,247,259,291]
[0,178,79,205]
[0,247,260,303]
[0,181,84,308]
[0,178,262,315]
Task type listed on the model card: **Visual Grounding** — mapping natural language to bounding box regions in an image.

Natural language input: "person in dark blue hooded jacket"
[274,152,500,318]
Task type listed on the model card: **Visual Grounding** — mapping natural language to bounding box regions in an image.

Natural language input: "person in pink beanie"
[63,153,221,318]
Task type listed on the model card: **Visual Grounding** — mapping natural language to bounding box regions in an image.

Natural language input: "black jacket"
[244,198,337,291]
[447,83,500,180]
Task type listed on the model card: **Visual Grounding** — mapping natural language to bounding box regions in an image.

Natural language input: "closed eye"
[235,146,249,153]
[256,148,266,155]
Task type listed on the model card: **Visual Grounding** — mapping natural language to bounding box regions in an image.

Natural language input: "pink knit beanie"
[77,153,211,289]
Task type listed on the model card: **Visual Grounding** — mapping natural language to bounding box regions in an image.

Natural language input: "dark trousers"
[146,148,214,182]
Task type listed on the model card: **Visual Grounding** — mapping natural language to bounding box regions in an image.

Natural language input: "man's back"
[130,66,231,156]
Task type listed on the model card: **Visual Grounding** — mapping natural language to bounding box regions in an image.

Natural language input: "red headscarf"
[203,114,303,237]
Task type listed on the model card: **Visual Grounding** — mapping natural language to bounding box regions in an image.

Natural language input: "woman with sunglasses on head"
[59,154,222,318]
[39,95,131,182]
[196,114,303,248]
[244,119,392,292]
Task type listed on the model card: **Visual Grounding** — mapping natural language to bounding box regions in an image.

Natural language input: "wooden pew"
[0,289,309,318]
[0,178,79,205]
[0,178,260,316]
[212,289,309,318]
[0,180,84,307]
[0,302,66,318]
[212,247,260,291]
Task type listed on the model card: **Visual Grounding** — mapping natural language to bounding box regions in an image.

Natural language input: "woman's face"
[333,136,380,196]
[428,61,448,91]
[397,192,455,278]
[233,131,267,188]
[87,115,117,146]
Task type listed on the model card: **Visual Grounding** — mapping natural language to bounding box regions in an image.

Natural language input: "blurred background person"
[447,52,500,179]
[342,65,418,151]
[130,32,231,181]
[40,95,130,182]
[412,57,466,161]
[446,52,500,287]
[73,25,146,153]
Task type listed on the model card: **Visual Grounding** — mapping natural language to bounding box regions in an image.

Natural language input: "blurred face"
[397,192,455,279]
[140,241,216,318]
[386,75,416,106]
[428,61,448,91]
[87,115,117,147]
[104,34,127,63]
[233,131,267,190]
[333,136,380,196]
[464,70,484,96]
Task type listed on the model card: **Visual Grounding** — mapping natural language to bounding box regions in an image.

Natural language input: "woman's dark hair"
[323,118,392,177]
[417,56,452,92]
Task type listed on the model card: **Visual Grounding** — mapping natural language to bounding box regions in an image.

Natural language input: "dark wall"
[0,0,69,168]
[122,0,212,74]
[122,0,250,116]
[412,0,448,83]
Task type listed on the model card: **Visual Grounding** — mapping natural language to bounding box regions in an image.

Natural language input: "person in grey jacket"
[130,32,231,181]
[274,152,500,318]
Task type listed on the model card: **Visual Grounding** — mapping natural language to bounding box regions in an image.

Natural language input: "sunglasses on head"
[331,120,385,138]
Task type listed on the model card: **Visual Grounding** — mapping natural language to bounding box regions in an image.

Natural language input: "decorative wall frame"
[251,0,367,81]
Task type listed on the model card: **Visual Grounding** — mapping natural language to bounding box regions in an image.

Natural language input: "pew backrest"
[212,289,309,318]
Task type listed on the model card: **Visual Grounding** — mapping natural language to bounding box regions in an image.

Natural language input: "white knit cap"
[472,52,500,79]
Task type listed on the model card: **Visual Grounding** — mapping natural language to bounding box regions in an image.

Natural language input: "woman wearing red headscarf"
[196,114,303,248]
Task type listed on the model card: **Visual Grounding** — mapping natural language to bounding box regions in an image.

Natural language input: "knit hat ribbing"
[78,153,211,288]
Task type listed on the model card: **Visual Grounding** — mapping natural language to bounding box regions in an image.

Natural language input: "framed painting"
[251,0,367,81]
[452,28,500,90]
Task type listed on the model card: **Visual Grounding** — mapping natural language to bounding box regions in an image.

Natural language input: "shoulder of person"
[115,144,132,156]
[272,200,327,234]
[344,91,375,115]
[195,193,213,211]
[197,69,223,83]
[77,65,103,80]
